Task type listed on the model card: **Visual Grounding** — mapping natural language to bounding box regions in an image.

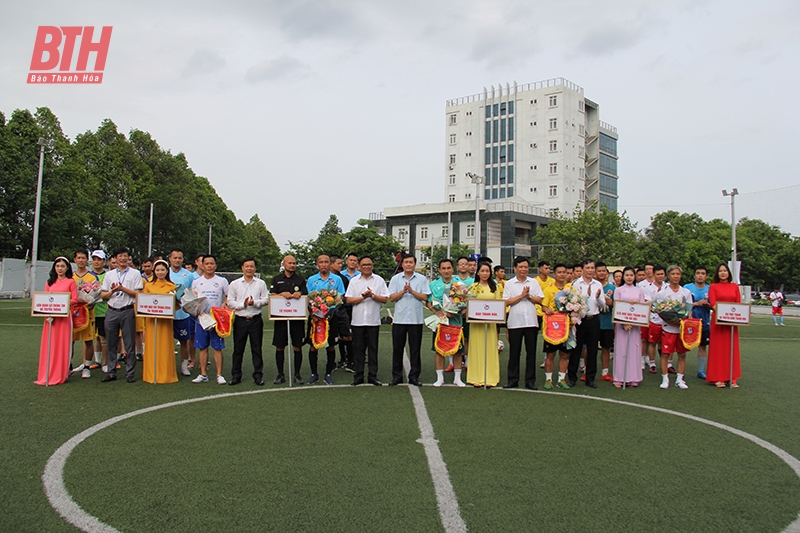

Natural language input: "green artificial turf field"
[0,299,798,532]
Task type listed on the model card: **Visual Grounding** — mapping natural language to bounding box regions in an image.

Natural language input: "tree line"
[533,207,800,291]
[0,107,281,273]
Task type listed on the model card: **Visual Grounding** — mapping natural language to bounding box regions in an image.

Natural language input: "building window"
[549,95,557,107]
[499,188,506,199]
[448,194,456,203]
[600,154,618,174]
[549,118,557,130]
[466,224,475,238]
[449,154,456,165]
[449,114,457,125]
[508,144,514,162]
[579,124,585,136]
[397,229,407,242]
[600,133,618,156]
[508,117,514,140]
[485,106,491,119]
[485,189,491,200]
[466,131,472,137]
[420,227,428,240]
[578,100,585,112]
[508,187,513,197]
[549,163,558,174]
[493,103,499,116]
[449,174,456,185]
[508,101,514,114]
[441,225,449,237]
[499,166,506,184]
[508,165,514,183]
[493,120,498,142]
[500,102,507,115]
[500,118,506,142]
[549,185,558,197]
[491,188,498,199]
[549,140,557,152]
[466,111,472,116]
[465,152,472,157]
[450,134,456,145]
[579,168,585,179]
[579,146,585,157]
[465,193,472,199]
[580,189,585,201]
[499,146,506,163]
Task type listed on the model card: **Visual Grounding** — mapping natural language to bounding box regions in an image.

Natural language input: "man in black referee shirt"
[269,255,308,384]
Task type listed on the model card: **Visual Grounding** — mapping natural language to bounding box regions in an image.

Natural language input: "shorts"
[543,340,569,354]
[599,329,614,349]
[641,326,649,341]
[194,322,225,351]
[647,323,663,344]
[699,328,710,347]
[273,319,306,348]
[661,331,688,355]
[173,317,191,341]
[773,307,783,315]
[188,316,197,337]
[94,317,106,338]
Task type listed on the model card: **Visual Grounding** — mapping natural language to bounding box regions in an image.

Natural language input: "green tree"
[533,206,639,265]
[419,242,473,276]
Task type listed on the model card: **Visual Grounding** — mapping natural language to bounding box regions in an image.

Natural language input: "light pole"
[208,224,213,254]
[722,188,739,283]
[466,173,484,256]
[30,137,54,296]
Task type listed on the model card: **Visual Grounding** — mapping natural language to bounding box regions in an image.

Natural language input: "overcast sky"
[2,0,799,248]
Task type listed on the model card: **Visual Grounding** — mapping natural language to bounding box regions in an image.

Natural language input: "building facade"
[444,77,619,214]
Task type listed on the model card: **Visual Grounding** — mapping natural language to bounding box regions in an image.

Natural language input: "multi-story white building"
[444,77,618,214]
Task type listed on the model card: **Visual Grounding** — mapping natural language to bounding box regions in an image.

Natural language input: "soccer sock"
[781,317,785,325]
[558,372,566,381]
[698,356,707,373]
[602,368,609,376]
[435,369,444,380]
[94,351,102,363]
[649,359,656,367]
[667,360,674,369]
[661,374,669,383]
[677,373,685,382]
[774,316,778,325]
[545,372,553,381]
[580,358,585,368]
[447,356,453,366]
[275,351,284,375]
[453,369,464,384]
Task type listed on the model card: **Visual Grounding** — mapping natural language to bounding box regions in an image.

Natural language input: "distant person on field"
[769,289,785,326]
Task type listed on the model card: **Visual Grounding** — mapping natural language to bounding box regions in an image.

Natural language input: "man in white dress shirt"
[344,256,390,386]
[100,247,143,383]
[568,259,604,388]
[227,258,269,386]
[502,257,544,390]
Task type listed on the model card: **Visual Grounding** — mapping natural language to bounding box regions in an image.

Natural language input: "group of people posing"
[34,248,743,391]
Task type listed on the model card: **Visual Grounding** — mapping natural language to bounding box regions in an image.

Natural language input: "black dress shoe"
[228,379,241,386]
[255,379,265,386]
[350,378,365,386]
[368,378,383,386]
[388,379,402,386]
[126,376,136,383]
[567,380,577,387]
[525,383,537,391]
[273,374,286,384]
[585,381,597,388]
[504,382,519,389]
[101,375,116,382]
[408,379,422,387]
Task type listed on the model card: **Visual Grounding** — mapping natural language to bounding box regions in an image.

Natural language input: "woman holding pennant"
[612,267,645,388]
[142,260,178,384]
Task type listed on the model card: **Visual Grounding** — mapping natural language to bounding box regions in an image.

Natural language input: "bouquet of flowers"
[652,299,692,322]
[467,283,483,299]
[440,282,469,314]
[554,287,589,325]
[180,288,207,318]
[77,280,102,306]
[309,289,343,318]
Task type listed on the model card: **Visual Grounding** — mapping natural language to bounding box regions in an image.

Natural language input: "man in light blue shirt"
[168,249,195,376]
[388,254,430,386]
[684,266,711,379]
[306,254,346,385]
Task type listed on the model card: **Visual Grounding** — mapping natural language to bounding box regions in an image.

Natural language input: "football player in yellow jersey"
[70,250,98,379]
[540,264,572,390]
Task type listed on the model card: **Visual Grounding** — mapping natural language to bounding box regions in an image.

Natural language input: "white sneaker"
[101,365,108,373]
[181,360,191,376]
[454,377,466,387]
[71,363,85,374]
[660,379,669,389]
[192,374,208,383]
[216,375,226,385]
[81,368,91,379]
[433,379,444,387]
[676,380,689,390]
